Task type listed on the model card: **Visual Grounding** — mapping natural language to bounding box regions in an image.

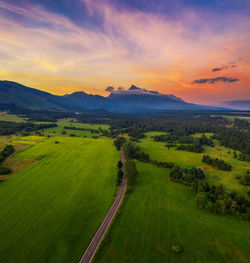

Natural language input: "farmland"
[0,111,249,263]
[43,122,110,138]
[0,135,119,263]
[94,162,250,263]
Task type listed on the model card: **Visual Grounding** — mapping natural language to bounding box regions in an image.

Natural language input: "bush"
[117,169,123,185]
[171,244,182,253]
[124,160,137,185]
[0,167,12,175]
[117,160,123,169]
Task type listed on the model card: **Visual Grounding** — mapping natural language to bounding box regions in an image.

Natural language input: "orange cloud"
[0,1,249,104]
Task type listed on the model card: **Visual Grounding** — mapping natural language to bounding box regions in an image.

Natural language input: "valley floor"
[94,162,250,263]
[0,135,119,263]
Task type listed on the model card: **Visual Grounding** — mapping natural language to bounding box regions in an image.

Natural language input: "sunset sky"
[0,0,249,105]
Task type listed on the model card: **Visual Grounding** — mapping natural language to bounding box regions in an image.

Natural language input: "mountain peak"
[128,85,141,91]
[125,85,159,95]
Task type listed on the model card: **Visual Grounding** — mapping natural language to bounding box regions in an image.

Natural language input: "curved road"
[79,149,127,263]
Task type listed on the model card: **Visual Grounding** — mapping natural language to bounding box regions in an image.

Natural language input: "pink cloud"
[0,0,249,104]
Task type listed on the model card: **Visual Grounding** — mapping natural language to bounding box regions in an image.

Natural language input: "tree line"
[63,126,105,134]
[0,121,57,136]
[0,144,15,176]
[118,139,249,221]
[202,155,232,171]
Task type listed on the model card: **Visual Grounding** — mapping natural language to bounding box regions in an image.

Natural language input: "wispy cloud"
[193,77,239,84]
[0,0,249,104]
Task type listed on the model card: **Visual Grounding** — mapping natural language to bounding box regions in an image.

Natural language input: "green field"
[0,135,119,263]
[138,132,250,195]
[95,162,250,263]
[43,122,110,138]
[211,115,250,122]
[0,111,25,122]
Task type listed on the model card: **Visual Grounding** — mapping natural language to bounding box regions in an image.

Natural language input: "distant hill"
[0,81,67,110]
[0,80,224,112]
[107,85,207,111]
[223,100,250,110]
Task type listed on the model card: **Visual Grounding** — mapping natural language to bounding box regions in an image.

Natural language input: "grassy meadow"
[211,115,250,122]
[138,132,250,195]
[43,122,110,138]
[94,162,250,263]
[0,135,119,263]
[0,111,25,122]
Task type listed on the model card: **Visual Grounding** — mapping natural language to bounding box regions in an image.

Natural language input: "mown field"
[0,135,119,263]
[95,162,250,263]
[138,132,250,195]
[43,122,110,138]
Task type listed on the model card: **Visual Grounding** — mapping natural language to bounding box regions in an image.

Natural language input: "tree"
[117,169,123,185]
[117,160,123,169]
[124,160,137,185]
[114,136,126,150]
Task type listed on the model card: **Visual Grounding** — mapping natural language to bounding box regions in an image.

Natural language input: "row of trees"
[177,143,204,153]
[169,166,249,220]
[196,186,249,220]
[154,134,214,153]
[154,134,213,146]
[123,141,150,162]
[124,160,137,185]
[63,126,104,134]
[0,145,15,163]
[121,141,249,221]
[0,144,15,176]
[117,160,123,185]
[114,138,138,187]
[0,121,57,136]
[202,155,232,171]
[169,166,205,185]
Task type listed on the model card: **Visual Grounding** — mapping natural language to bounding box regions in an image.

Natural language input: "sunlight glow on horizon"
[0,0,249,105]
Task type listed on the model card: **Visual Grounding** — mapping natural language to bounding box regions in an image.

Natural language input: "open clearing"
[0,111,25,122]
[211,115,250,122]
[138,132,250,195]
[43,122,110,138]
[94,162,250,263]
[0,135,119,263]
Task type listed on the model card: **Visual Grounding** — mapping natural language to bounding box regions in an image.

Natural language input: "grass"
[94,162,250,263]
[12,135,47,145]
[0,111,25,122]
[43,122,110,138]
[0,135,119,263]
[211,115,250,122]
[138,133,250,195]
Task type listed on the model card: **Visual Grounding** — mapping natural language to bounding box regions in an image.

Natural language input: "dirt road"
[79,148,127,263]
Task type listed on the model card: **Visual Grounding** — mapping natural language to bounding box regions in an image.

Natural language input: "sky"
[0,0,249,105]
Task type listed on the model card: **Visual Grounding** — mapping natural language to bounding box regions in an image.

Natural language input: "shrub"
[0,167,12,175]
[171,244,182,253]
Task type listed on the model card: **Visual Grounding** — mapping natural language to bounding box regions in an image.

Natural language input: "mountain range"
[0,80,227,112]
[222,100,250,110]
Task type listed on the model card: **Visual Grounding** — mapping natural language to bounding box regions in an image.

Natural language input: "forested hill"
[0,80,225,113]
